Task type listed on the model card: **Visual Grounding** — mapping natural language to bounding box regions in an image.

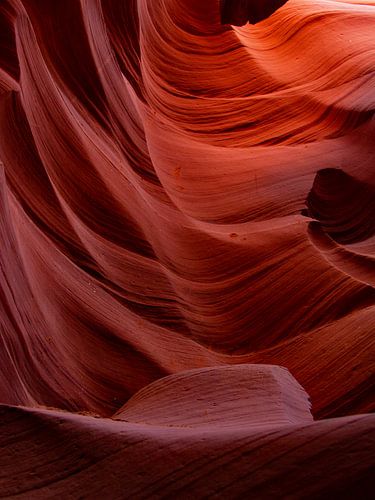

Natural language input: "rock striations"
[0,0,374,497]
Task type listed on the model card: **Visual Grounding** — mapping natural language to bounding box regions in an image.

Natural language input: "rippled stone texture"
[0,0,374,496]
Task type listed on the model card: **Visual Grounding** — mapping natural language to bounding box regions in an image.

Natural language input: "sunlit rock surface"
[0,0,374,496]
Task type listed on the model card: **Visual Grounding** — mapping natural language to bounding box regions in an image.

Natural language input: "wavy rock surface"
[113,365,314,428]
[1,365,375,498]
[0,0,374,496]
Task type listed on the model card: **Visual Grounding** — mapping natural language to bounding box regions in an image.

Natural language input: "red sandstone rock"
[114,364,313,428]
[0,367,374,497]
[0,0,374,496]
[221,0,289,25]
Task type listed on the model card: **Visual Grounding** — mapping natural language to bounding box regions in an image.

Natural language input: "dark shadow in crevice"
[304,168,375,245]
[220,0,289,26]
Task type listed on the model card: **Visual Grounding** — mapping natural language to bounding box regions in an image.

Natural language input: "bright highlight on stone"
[0,0,374,497]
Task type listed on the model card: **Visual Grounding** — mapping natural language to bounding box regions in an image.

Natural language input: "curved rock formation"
[1,366,374,498]
[0,0,374,496]
[113,364,313,428]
